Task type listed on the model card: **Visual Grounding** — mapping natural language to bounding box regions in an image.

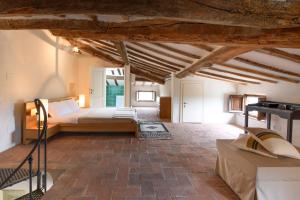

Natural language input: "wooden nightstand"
[22,123,60,145]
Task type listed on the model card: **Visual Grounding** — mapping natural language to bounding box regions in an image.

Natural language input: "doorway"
[181,82,203,123]
[90,68,106,108]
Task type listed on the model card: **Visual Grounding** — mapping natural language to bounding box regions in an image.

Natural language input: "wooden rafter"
[130,64,167,79]
[130,67,165,84]
[176,46,255,78]
[194,72,246,85]
[94,46,121,57]
[209,67,277,84]
[67,39,123,66]
[192,44,215,52]
[126,45,185,69]
[128,51,178,71]
[218,63,300,84]
[197,71,260,85]
[114,41,129,65]
[90,40,118,52]
[256,48,300,64]
[129,59,172,74]
[149,43,201,59]
[234,57,300,78]
[1,1,299,28]
[130,42,193,64]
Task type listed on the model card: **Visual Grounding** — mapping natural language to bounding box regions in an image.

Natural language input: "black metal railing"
[0,99,48,199]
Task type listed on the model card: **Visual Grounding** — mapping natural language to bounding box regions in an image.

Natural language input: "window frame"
[135,91,156,102]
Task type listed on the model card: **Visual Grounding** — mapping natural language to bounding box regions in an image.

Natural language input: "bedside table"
[22,123,60,145]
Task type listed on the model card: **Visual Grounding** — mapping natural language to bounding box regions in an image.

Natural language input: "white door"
[90,68,105,108]
[182,82,203,123]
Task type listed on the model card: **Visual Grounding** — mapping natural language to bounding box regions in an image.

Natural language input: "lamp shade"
[79,94,85,108]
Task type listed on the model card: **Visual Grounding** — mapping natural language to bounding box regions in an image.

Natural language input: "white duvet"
[48,107,137,124]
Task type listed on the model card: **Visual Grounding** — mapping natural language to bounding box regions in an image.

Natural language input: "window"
[136,91,156,102]
[244,94,266,120]
[228,94,267,120]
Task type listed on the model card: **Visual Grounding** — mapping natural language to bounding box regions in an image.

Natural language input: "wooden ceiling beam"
[0,17,299,46]
[192,44,215,52]
[256,48,300,64]
[234,57,300,78]
[67,39,123,66]
[176,46,255,78]
[130,62,169,76]
[114,41,129,65]
[149,43,201,59]
[197,71,260,84]
[194,72,246,85]
[130,42,193,64]
[126,45,185,69]
[218,63,299,84]
[209,67,277,84]
[130,64,167,79]
[94,40,117,50]
[127,51,179,71]
[49,22,300,47]
[1,0,300,28]
[94,46,121,57]
[130,67,165,85]
[129,58,172,74]
[89,40,118,52]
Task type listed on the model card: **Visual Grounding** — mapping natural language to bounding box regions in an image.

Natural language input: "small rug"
[139,122,172,139]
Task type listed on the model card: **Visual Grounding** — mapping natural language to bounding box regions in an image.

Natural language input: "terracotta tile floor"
[0,123,242,200]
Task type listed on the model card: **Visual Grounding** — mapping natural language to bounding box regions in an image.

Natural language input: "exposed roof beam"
[94,46,121,57]
[114,41,129,65]
[114,79,119,86]
[130,67,165,85]
[48,21,300,47]
[67,39,123,66]
[197,71,260,85]
[193,72,245,85]
[130,62,168,78]
[192,44,215,52]
[126,45,185,69]
[128,51,178,71]
[89,40,118,52]
[130,42,193,64]
[218,63,299,84]
[0,1,299,28]
[129,58,172,74]
[176,46,255,78]
[145,43,201,59]
[234,57,300,78]
[256,48,300,64]
[209,67,277,84]
[106,75,124,80]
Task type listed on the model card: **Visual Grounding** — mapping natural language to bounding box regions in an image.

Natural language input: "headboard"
[23,96,77,129]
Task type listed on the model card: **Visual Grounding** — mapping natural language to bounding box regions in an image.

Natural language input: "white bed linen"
[48,107,137,124]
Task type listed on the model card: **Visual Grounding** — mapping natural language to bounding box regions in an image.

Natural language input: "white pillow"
[64,99,80,112]
[232,134,277,158]
[246,127,300,159]
[48,101,73,117]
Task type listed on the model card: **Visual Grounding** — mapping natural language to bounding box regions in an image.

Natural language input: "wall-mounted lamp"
[72,46,80,54]
[78,94,86,108]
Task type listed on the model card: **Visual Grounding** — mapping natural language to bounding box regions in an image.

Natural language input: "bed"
[22,97,138,144]
[216,139,300,200]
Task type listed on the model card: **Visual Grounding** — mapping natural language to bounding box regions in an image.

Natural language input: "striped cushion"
[246,128,300,159]
[232,134,277,158]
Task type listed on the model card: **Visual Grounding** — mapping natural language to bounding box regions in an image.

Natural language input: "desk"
[245,101,300,143]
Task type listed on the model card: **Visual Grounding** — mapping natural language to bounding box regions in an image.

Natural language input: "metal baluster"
[43,125,48,192]
[28,155,33,200]
[37,103,41,189]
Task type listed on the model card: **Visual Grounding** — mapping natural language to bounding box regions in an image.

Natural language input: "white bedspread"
[48,107,137,124]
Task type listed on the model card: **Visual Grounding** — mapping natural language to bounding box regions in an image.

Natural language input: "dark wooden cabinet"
[160,97,171,120]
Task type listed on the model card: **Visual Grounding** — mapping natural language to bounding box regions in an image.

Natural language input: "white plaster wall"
[131,85,160,107]
[0,30,78,152]
[159,78,171,97]
[236,82,300,147]
[77,56,116,107]
[171,75,236,124]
